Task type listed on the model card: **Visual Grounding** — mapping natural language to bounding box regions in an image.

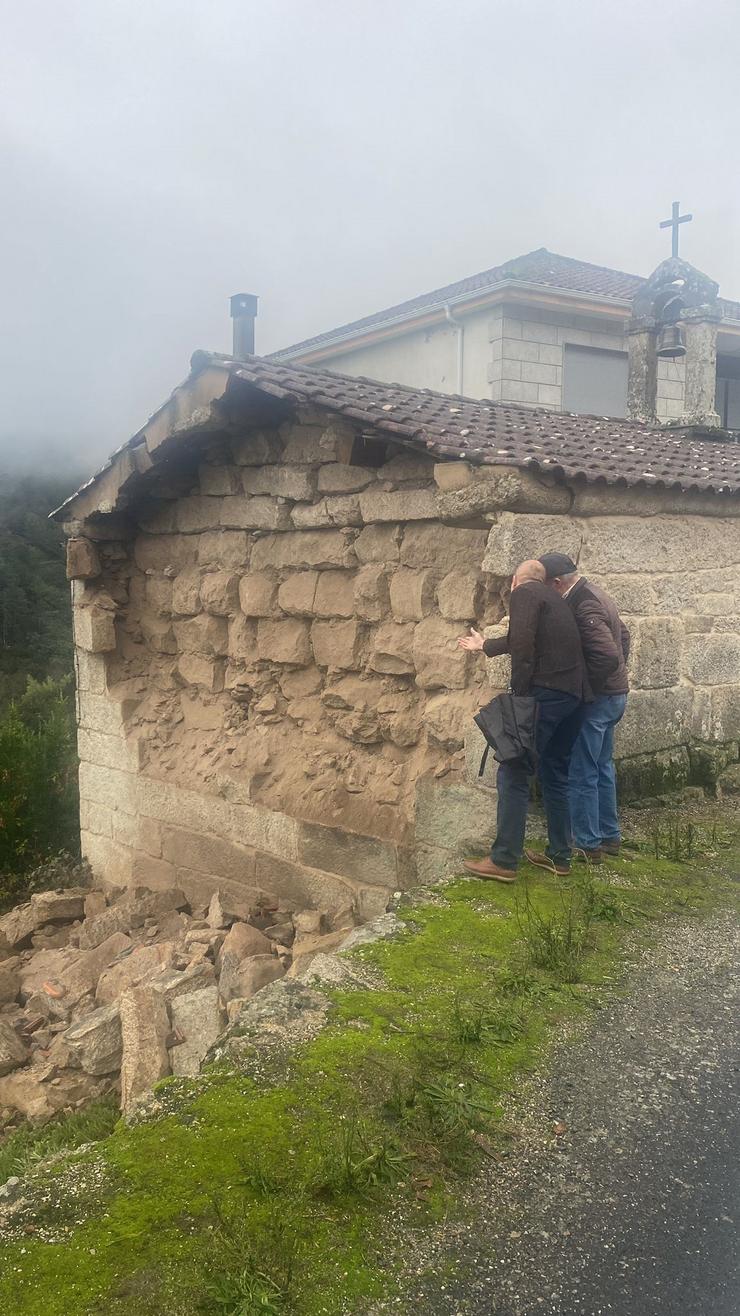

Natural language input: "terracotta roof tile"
[229,355,740,496]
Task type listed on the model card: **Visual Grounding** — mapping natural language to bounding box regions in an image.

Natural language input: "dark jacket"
[482,579,588,698]
[564,578,630,696]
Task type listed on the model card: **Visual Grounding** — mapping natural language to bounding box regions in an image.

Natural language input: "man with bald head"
[458,559,588,880]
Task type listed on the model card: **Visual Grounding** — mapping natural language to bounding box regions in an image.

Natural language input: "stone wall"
[487,305,627,410]
[66,408,740,907]
[67,411,511,910]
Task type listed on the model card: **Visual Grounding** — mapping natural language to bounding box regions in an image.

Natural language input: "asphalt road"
[397,909,740,1316]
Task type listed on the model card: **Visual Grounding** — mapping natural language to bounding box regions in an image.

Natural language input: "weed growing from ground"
[515,879,594,983]
[314,1113,409,1197]
[203,1265,286,1315]
[0,1097,119,1182]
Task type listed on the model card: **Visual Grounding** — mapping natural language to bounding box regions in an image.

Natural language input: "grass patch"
[1,819,737,1316]
[0,1097,119,1183]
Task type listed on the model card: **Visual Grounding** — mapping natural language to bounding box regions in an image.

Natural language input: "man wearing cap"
[539,553,630,862]
[458,559,588,881]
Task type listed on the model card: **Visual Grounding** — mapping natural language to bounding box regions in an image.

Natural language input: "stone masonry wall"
[68,411,509,912]
[67,408,740,907]
[487,305,627,410]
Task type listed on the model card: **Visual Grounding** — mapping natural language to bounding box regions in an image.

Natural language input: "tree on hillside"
[0,675,80,901]
[0,474,80,708]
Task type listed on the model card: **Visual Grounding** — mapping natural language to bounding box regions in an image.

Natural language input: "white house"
[271,246,740,427]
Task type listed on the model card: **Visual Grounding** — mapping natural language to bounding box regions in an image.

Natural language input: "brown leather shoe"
[463,857,518,883]
[600,841,620,856]
[524,849,571,877]
[575,847,604,864]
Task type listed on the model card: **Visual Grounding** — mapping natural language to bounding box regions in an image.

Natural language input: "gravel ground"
[384,908,740,1316]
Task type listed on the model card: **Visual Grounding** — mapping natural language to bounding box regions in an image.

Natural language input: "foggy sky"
[2,0,739,476]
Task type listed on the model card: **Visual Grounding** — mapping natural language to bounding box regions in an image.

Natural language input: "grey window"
[715,355,740,428]
[563,344,628,418]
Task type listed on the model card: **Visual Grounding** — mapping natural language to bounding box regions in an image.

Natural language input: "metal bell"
[656,324,686,358]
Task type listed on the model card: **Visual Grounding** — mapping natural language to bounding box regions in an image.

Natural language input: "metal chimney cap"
[230,293,259,317]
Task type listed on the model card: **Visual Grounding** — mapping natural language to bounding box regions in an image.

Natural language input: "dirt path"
[386,908,740,1316]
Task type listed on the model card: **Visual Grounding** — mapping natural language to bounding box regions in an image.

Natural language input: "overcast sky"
[1,0,739,475]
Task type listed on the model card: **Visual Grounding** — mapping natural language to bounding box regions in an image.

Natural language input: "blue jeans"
[492,687,584,871]
[569,693,628,850]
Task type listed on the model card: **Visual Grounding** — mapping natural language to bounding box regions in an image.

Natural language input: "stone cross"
[659,201,692,258]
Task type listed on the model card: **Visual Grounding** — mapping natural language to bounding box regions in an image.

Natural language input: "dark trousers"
[491,686,584,871]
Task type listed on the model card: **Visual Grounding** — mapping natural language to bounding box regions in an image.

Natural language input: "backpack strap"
[478,743,490,778]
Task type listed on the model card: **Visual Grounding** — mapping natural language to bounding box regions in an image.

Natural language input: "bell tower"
[627,248,721,429]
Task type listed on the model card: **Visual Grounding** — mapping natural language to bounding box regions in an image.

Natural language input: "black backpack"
[474,693,537,778]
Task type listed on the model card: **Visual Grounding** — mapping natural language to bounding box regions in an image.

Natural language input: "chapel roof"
[54,353,740,523]
[272,248,740,360]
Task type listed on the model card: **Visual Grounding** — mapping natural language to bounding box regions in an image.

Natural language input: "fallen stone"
[292,910,329,939]
[77,904,132,949]
[119,985,171,1114]
[264,921,295,948]
[84,890,108,920]
[149,960,216,1006]
[18,949,79,1004]
[220,921,273,962]
[0,1065,107,1123]
[216,979,330,1043]
[200,884,276,926]
[154,910,190,942]
[31,889,88,923]
[0,958,20,1006]
[124,887,189,926]
[206,891,227,929]
[0,1176,21,1203]
[96,942,177,1006]
[219,953,285,1005]
[183,928,226,954]
[0,888,87,950]
[62,932,134,1006]
[78,887,189,947]
[288,929,349,963]
[44,1033,74,1070]
[64,1004,122,1076]
[338,913,405,950]
[289,952,372,989]
[31,925,76,951]
[170,986,222,1077]
[0,1020,28,1076]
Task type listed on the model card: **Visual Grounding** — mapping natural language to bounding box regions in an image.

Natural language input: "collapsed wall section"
[67,410,515,906]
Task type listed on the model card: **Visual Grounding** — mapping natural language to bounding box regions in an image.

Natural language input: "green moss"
[617,746,690,799]
[2,824,737,1316]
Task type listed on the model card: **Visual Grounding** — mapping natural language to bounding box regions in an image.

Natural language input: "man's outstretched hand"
[458,627,485,652]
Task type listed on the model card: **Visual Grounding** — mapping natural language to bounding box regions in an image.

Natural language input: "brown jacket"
[483,579,588,698]
[565,578,630,695]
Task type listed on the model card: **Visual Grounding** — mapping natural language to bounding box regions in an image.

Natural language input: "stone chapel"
[54,248,740,918]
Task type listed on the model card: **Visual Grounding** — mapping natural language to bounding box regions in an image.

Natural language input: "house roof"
[54,353,740,524]
[272,248,740,361]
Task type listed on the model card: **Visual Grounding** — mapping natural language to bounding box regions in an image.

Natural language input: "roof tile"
[230,355,740,496]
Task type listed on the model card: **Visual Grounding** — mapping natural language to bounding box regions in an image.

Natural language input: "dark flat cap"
[539,552,579,578]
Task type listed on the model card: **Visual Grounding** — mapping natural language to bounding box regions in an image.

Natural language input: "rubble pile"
[0,879,359,1123]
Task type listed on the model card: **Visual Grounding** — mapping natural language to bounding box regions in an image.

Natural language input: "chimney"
[230,293,259,359]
